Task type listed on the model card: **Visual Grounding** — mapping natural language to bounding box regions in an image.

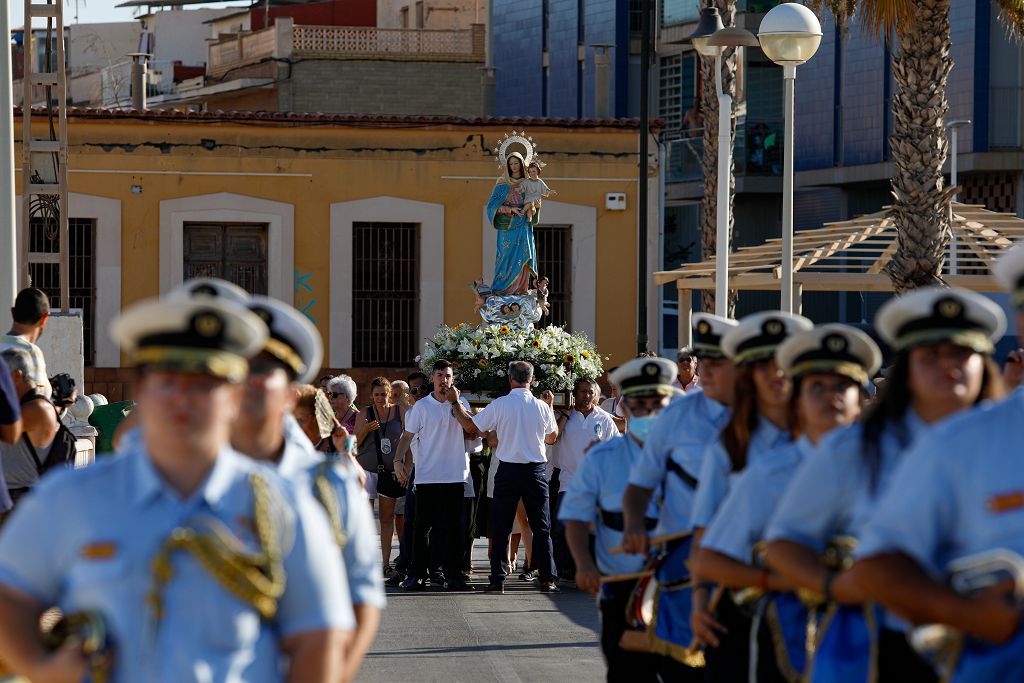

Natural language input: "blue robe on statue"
[487,181,539,294]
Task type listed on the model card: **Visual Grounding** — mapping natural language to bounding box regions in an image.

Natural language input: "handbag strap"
[368,406,386,471]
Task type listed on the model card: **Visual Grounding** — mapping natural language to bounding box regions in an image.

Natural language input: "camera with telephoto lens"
[49,373,77,408]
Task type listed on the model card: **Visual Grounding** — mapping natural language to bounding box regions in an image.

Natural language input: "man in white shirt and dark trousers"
[550,378,617,580]
[451,360,560,593]
[393,360,474,592]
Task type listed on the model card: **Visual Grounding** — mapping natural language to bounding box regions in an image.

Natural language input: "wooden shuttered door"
[183,223,268,295]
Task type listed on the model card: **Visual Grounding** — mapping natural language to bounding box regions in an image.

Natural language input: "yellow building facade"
[14,109,647,397]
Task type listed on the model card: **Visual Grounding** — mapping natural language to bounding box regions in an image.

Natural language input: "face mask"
[628,415,658,442]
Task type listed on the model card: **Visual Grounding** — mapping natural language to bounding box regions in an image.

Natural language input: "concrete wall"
[378,0,486,29]
[143,8,241,66]
[67,22,141,75]
[283,59,485,116]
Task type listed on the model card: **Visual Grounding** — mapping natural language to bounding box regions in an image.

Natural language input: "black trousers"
[489,461,557,584]
[412,482,465,580]
[878,627,939,682]
[703,592,752,682]
[462,453,488,568]
[599,581,664,682]
[550,490,576,579]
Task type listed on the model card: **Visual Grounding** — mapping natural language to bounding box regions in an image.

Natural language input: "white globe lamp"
[758,3,822,67]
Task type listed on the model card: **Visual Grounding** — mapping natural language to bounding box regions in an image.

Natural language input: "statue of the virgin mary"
[486,150,539,295]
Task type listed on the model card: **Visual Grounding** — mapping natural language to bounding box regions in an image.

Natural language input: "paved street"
[358,539,605,682]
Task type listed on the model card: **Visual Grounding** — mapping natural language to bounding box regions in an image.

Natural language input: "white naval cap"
[875,286,1006,354]
[776,324,883,386]
[993,243,1024,308]
[691,313,739,359]
[112,296,268,383]
[721,311,814,365]
[245,295,324,384]
[166,277,250,305]
[608,357,678,397]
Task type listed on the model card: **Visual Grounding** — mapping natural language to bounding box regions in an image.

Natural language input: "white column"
[0,1,17,329]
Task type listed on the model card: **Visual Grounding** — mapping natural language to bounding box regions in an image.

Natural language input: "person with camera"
[0,348,58,511]
[449,360,560,594]
[354,377,407,576]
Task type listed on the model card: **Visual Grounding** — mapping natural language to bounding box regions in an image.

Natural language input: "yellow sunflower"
[531,339,541,348]
[581,350,590,357]
[499,325,511,335]
[478,359,489,368]
[563,354,575,364]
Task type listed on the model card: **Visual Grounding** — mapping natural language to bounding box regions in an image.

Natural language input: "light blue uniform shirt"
[857,391,1024,577]
[701,437,810,563]
[765,411,928,553]
[691,417,789,530]
[0,445,354,683]
[628,391,729,535]
[559,434,662,576]
[279,415,386,609]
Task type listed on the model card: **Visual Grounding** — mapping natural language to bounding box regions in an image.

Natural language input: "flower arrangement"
[417,322,605,395]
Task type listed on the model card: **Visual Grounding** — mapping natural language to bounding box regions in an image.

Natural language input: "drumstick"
[598,570,653,585]
[687,584,725,652]
[610,530,693,555]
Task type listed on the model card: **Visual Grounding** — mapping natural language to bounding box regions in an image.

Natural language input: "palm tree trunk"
[884,0,955,292]
[699,0,738,315]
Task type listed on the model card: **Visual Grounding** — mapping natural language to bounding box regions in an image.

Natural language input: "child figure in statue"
[522,162,557,220]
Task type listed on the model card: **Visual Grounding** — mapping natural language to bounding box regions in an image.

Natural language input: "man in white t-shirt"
[450,360,559,593]
[392,360,474,592]
[0,288,52,399]
[550,378,617,579]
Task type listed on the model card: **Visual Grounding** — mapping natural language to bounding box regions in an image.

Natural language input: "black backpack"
[20,394,77,475]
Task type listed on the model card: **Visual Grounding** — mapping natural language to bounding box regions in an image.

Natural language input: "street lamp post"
[688,3,758,317]
[759,3,821,314]
[946,118,971,274]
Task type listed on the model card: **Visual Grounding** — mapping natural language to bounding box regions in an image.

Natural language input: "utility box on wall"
[605,193,626,211]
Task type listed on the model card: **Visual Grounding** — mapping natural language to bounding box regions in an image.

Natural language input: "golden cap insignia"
[194,312,223,338]
[644,363,660,376]
[697,321,711,334]
[937,298,962,319]
[825,334,848,353]
[765,320,784,335]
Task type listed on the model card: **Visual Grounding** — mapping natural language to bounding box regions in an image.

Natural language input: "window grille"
[535,225,571,328]
[183,223,268,295]
[28,217,96,365]
[352,222,419,367]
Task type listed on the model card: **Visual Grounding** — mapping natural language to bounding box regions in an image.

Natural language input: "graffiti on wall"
[294,269,317,324]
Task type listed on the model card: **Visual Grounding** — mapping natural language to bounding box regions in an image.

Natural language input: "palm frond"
[994,0,1024,39]
[810,0,915,38]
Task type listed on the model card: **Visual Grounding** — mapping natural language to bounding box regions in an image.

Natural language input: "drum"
[620,566,659,653]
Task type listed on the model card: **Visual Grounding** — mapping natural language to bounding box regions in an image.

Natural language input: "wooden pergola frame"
[655,203,1024,346]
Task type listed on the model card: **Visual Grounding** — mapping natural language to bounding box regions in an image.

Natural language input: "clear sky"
[11,2,248,29]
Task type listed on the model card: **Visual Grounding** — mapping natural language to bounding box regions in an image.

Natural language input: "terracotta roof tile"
[13,106,653,129]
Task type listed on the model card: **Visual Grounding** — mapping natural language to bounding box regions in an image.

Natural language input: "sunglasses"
[326,392,347,399]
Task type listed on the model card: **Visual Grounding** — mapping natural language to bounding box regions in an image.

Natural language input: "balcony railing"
[208,20,485,78]
[665,118,785,183]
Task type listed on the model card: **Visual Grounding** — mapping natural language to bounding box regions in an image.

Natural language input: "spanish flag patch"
[987,491,1024,514]
[80,541,118,560]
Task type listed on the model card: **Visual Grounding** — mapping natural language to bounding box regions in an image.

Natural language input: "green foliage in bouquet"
[417,322,605,396]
